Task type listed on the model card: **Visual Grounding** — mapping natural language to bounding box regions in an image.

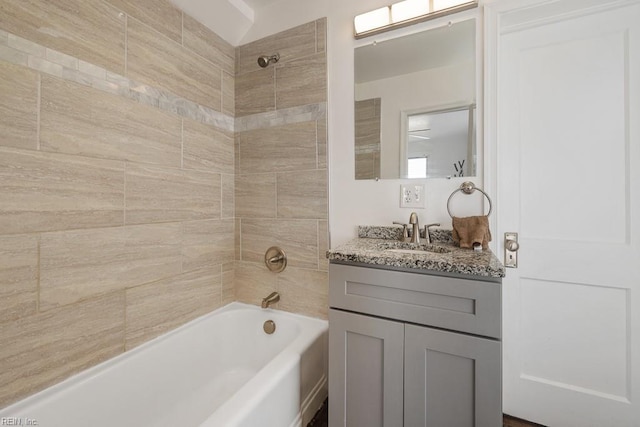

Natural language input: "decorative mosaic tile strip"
[355,144,380,154]
[235,102,327,132]
[0,30,234,132]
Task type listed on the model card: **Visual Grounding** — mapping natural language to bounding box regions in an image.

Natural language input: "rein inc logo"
[1,418,38,425]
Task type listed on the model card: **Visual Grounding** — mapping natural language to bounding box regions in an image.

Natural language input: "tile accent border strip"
[0,29,234,132]
[234,102,327,132]
[0,29,326,134]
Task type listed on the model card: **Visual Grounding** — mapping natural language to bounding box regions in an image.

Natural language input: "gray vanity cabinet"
[404,324,501,427]
[328,263,502,427]
[329,309,404,427]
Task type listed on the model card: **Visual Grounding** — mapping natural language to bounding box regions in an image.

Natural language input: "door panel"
[492,1,640,425]
[519,278,629,400]
[517,30,628,244]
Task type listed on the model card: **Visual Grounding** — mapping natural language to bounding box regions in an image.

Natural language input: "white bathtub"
[0,302,328,427]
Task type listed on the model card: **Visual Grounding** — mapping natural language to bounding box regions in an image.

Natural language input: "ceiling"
[169,0,281,45]
[241,0,280,9]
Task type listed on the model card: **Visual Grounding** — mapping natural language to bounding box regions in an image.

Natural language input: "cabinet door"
[329,309,404,427]
[404,324,501,427]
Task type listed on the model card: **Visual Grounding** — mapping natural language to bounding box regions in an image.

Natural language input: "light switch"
[400,184,425,208]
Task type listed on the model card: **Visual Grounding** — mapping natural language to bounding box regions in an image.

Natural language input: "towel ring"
[447,181,493,218]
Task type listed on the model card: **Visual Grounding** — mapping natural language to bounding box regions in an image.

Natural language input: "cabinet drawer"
[329,263,501,339]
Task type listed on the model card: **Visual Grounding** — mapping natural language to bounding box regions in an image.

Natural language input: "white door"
[487,0,640,425]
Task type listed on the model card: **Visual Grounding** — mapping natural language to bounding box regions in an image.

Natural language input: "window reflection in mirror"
[354,18,476,180]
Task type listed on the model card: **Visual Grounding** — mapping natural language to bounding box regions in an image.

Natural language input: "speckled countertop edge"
[329,226,506,279]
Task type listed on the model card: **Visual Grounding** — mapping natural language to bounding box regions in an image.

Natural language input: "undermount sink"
[377,241,452,254]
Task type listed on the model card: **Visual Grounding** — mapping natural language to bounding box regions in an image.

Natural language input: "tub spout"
[261,291,280,308]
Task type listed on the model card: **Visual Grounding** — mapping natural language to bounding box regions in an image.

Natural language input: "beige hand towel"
[452,215,492,249]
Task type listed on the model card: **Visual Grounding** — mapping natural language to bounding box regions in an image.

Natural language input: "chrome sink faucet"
[409,212,420,244]
[395,215,438,244]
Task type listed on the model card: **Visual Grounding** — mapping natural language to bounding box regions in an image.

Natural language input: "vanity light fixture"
[353,0,477,39]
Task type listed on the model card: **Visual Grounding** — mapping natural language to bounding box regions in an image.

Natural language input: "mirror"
[354,18,477,180]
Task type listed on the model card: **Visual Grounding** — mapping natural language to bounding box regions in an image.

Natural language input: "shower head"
[257,53,280,68]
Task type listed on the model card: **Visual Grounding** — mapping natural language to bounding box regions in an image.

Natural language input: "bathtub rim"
[0,301,328,417]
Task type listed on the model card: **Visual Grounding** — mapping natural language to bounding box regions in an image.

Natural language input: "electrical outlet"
[400,184,425,208]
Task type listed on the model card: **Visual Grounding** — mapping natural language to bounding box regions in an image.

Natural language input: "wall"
[0,0,476,409]
[0,0,235,408]
[234,19,329,320]
[242,0,486,247]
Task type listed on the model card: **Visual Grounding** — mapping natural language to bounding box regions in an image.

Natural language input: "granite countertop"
[327,226,506,279]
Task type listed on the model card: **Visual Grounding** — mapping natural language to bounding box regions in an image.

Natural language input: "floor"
[306,399,547,427]
[503,414,547,427]
[306,399,328,427]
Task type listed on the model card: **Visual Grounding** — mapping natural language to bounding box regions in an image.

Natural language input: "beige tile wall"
[0,147,125,234]
[354,98,381,180]
[0,0,235,408]
[127,18,222,111]
[0,2,328,409]
[0,292,126,407]
[235,18,329,320]
[40,75,183,167]
[104,0,183,43]
[0,62,38,150]
[236,20,326,117]
[0,0,126,74]
[125,267,223,349]
[0,235,38,323]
